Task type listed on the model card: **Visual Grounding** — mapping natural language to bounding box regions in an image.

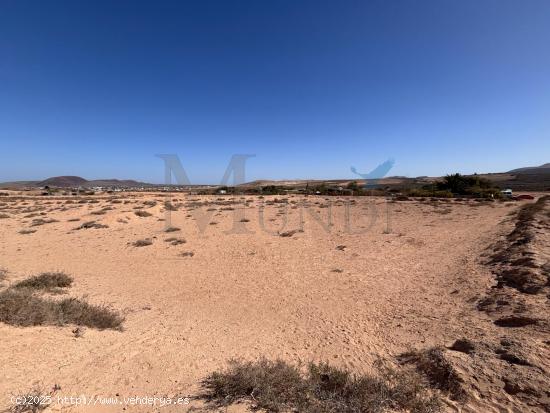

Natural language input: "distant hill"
[38,176,88,187]
[508,163,550,174]
[0,175,150,189]
[1,164,549,191]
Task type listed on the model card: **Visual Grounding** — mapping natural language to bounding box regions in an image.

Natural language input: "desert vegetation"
[74,220,108,230]
[202,358,442,412]
[133,238,153,247]
[11,272,72,291]
[0,272,123,330]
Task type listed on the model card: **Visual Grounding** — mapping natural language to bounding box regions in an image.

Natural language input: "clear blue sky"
[1,0,549,183]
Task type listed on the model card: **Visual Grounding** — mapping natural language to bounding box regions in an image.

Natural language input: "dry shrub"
[165,226,181,232]
[133,239,153,247]
[30,218,58,227]
[74,221,108,230]
[279,229,302,237]
[8,386,48,413]
[12,272,72,291]
[164,201,178,211]
[165,237,186,245]
[202,358,441,413]
[0,289,123,330]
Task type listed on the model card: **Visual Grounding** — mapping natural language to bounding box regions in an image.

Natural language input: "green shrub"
[437,173,496,195]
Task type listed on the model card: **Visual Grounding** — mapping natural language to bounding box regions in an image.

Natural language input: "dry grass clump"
[279,229,302,238]
[133,238,153,247]
[165,237,186,245]
[0,289,123,330]
[134,210,152,217]
[8,386,48,413]
[164,201,178,211]
[74,221,108,230]
[164,226,181,232]
[201,358,442,413]
[30,218,58,227]
[399,347,466,402]
[12,272,73,291]
[0,273,123,330]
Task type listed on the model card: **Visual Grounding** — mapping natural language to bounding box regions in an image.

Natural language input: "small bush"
[202,358,441,412]
[30,218,58,227]
[165,237,186,245]
[279,229,302,237]
[75,221,108,230]
[164,201,178,211]
[8,386,48,413]
[133,239,153,247]
[165,226,181,232]
[0,289,123,330]
[12,272,72,291]
[134,210,152,217]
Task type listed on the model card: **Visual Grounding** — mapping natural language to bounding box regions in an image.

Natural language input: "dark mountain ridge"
[0,176,149,188]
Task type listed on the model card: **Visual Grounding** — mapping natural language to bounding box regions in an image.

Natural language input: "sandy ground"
[0,193,547,412]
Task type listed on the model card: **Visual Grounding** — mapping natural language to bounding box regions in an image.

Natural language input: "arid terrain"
[0,192,548,412]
